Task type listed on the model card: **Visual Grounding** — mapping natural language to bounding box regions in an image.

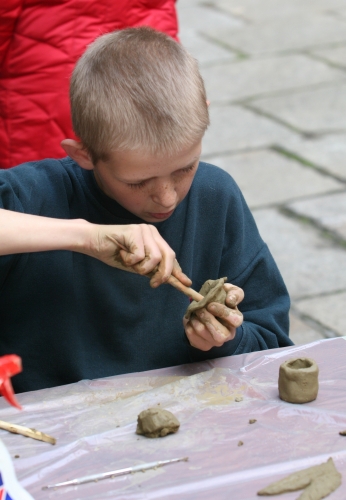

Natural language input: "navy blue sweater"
[0,158,292,392]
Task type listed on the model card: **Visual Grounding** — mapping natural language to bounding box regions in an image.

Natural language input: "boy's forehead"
[105,142,202,178]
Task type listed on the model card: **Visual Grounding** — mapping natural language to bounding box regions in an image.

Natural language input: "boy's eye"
[179,165,195,174]
[127,164,196,189]
[128,180,147,189]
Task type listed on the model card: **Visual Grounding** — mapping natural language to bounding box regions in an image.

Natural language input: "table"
[1,338,346,499]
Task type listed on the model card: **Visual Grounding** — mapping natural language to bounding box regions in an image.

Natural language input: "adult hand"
[184,283,244,351]
[88,223,191,288]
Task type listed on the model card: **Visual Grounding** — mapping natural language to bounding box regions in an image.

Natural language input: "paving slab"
[294,292,346,337]
[204,15,346,55]
[179,30,237,66]
[252,209,346,299]
[282,134,346,181]
[311,45,346,69]
[212,0,346,23]
[178,4,242,32]
[289,312,326,345]
[200,54,346,103]
[287,191,346,240]
[250,83,346,133]
[202,105,300,156]
[328,6,346,23]
[206,149,343,209]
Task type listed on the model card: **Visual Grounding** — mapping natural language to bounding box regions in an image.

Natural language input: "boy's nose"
[151,181,178,208]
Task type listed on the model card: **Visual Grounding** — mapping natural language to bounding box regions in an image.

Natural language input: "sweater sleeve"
[188,168,292,362]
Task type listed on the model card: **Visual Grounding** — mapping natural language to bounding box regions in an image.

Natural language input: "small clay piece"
[278,357,319,404]
[235,396,243,402]
[249,419,257,424]
[185,278,228,320]
[237,441,243,447]
[339,430,346,436]
[257,457,341,499]
[136,408,180,438]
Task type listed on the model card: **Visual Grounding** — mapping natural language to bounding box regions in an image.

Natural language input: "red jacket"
[0,0,178,169]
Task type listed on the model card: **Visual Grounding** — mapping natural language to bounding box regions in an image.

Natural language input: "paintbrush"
[42,456,189,490]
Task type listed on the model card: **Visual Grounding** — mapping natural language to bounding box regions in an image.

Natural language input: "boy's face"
[93,141,202,222]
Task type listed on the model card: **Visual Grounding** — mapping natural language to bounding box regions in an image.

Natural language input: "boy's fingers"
[184,320,224,351]
[206,302,243,329]
[194,308,234,343]
[224,284,244,308]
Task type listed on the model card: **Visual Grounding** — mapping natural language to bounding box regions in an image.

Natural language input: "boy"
[0,28,292,394]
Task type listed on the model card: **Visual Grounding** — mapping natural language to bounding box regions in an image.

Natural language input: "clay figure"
[257,457,341,499]
[136,408,180,438]
[279,357,319,404]
[185,277,228,320]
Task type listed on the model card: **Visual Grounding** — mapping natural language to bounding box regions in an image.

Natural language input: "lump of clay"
[278,357,319,404]
[185,277,227,320]
[257,457,341,499]
[136,408,180,438]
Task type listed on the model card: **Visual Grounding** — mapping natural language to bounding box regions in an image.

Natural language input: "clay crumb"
[14,455,20,459]
[339,430,346,436]
[235,396,243,402]
[238,441,244,446]
[249,419,257,424]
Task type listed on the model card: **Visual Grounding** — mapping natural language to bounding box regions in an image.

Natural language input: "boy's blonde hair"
[70,27,209,164]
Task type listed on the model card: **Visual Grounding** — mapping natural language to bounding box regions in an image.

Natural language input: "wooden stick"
[105,239,203,302]
[166,275,203,302]
[0,420,56,445]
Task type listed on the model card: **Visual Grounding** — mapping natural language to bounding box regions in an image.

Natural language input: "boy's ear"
[61,139,94,170]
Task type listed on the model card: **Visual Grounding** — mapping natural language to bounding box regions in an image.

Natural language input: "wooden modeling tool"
[42,456,189,490]
[0,420,56,444]
[106,236,203,302]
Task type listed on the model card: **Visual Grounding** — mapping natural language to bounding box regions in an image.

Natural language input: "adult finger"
[128,225,169,278]
[171,259,192,287]
[146,226,176,286]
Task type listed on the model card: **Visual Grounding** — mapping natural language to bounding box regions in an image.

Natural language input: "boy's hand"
[89,223,192,288]
[183,284,244,351]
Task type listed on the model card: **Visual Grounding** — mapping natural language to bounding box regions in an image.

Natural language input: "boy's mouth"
[148,209,175,220]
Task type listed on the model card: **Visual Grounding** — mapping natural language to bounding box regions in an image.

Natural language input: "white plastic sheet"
[1,338,346,499]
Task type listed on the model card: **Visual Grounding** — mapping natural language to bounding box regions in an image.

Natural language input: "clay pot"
[278,357,319,404]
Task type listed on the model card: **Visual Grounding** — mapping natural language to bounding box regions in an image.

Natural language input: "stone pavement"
[177,0,346,345]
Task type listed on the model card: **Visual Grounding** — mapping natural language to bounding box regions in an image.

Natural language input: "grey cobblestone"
[204,16,346,55]
[249,84,346,134]
[202,105,298,156]
[177,0,346,345]
[281,134,346,181]
[201,55,346,103]
[287,192,346,240]
[207,149,343,209]
[311,45,346,69]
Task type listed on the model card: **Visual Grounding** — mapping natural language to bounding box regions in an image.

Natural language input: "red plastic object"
[0,355,22,410]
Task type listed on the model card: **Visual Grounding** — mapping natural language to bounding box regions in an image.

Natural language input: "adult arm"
[0,209,191,287]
